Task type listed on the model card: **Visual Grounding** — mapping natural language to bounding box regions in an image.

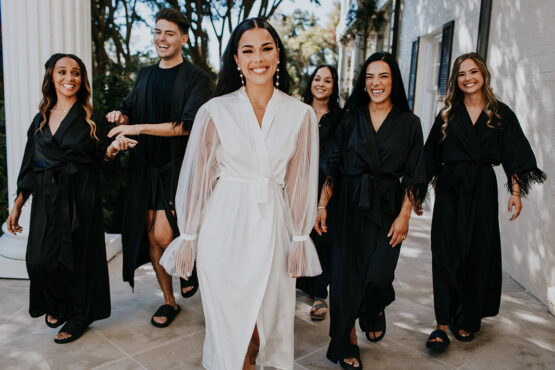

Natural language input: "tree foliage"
[272,3,339,96]
[341,0,384,60]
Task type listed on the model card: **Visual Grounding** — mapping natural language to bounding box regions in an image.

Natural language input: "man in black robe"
[106,8,210,327]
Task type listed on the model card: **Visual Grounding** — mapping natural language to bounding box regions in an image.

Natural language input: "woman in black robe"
[315,52,427,368]
[6,54,129,343]
[423,52,546,351]
[296,64,342,321]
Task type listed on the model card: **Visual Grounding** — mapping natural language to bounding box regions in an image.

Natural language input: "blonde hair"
[440,52,500,140]
[38,54,98,140]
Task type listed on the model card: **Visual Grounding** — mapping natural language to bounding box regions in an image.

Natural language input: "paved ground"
[1,213,554,369]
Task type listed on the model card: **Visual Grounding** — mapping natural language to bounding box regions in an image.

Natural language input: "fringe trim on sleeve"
[506,167,547,197]
[403,183,429,205]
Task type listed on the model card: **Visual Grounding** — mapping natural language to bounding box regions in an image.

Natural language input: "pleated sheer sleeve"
[285,107,322,278]
[160,105,220,278]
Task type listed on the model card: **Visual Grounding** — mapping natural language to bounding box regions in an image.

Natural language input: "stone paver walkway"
[1,213,554,369]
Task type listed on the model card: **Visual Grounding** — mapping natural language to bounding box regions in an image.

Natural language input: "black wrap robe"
[17,105,112,323]
[424,102,546,332]
[119,60,210,287]
[297,108,342,300]
[325,106,427,361]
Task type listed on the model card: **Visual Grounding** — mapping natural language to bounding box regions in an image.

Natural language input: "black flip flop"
[45,314,65,329]
[449,323,474,342]
[310,299,328,321]
[151,304,181,328]
[339,343,363,369]
[180,267,199,298]
[426,329,450,351]
[365,312,386,342]
[54,320,88,344]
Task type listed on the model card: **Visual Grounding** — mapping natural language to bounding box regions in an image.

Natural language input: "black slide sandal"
[426,329,450,352]
[151,304,181,328]
[54,320,88,344]
[180,267,199,298]
[340,343,363,369]
[365,312,386,342]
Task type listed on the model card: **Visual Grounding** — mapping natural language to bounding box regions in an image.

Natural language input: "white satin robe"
[161,87,321,370]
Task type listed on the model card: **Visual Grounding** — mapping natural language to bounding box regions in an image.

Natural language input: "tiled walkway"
[1,214,554,369]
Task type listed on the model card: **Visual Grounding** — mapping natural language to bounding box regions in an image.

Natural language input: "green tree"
[272,3,339,96]
[342,0,384,61]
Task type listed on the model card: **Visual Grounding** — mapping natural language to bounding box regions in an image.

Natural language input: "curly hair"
[38,53,97,140]
[440,52,500,140]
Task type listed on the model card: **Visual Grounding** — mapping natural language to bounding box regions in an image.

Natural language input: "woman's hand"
[6,206,23,235]
[105,111,129,125]
[413,200,424,216]
[508,194,522,221]
[388,214,409,247]
[108,124,140,138]
[314,207,328,236]
[109,136,138,153]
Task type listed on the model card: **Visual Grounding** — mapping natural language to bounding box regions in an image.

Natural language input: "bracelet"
[317,206,326,209]
[135,124,140,136]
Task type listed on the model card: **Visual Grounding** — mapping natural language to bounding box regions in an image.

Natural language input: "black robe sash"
[346,107,401,227]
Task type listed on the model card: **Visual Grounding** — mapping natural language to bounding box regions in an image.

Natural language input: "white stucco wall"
[488,0,555,312]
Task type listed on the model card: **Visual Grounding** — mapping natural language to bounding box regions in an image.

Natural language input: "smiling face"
[234,27,280,88]
[311,67,334,102]
[457,58,485,96]
[154,19,188,60]
[365,60,392,105]
[52,57,82,99]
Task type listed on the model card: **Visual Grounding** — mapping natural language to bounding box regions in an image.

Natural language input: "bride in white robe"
[160,18,321,370]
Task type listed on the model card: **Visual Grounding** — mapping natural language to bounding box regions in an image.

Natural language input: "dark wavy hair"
[344,51,410,113]
[213,17,293,97]
[38,53,97,140]
[155,8,189,34]
[302,64,340,112]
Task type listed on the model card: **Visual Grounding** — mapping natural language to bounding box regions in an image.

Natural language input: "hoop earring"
[237,66,245,86]
[275,60,280,88]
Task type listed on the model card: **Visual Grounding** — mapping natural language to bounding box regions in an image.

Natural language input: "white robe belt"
[220,175,284,204]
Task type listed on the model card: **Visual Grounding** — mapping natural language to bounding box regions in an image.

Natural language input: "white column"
[0,0,94,278]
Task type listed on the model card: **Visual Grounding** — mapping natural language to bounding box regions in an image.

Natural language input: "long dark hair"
[38,53,97,139]
[213,17,293,97]
[344,51,410,113]
[302,64,340,112]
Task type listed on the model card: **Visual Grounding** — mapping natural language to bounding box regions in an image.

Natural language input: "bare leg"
[147,210,178,325]
[242,325,260,370]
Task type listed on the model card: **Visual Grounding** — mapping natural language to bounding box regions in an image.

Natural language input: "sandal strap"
[153,304,179,318]
[311,302,328,310]
[428,329,449,343]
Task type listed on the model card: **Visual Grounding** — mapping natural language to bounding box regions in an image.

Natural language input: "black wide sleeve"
[92,110,115,163]
[500,105,546,196]
[401,116,427,203]
[178,71,211,134]
[423,113,444,186]
[16,115,40,201]
[119,68,145,118]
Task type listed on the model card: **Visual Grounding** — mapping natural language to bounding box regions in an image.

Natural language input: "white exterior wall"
[397,0,481,133]
[488,0,555,313]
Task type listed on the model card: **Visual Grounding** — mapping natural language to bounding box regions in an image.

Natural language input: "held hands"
[105,111,129,125]
[388,213,409,247]
[314,207,328,236]
[6,206,22,235]
[508,194,522,221]
[413,200,424,216]
[107,136,138,156]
